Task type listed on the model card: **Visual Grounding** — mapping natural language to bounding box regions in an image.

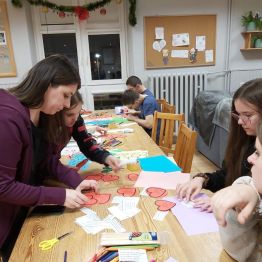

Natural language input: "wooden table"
[10,123,234,262]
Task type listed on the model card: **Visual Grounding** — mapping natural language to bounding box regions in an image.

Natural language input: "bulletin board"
[0,0,17,77]
[144,15,216,69]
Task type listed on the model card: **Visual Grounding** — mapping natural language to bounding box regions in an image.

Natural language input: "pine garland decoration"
[11,0,137,26]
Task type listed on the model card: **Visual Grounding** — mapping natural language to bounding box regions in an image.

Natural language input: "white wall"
[127,0,262,91]
[0,1,35,87]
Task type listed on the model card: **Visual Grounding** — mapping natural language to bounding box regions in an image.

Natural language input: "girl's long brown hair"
[43,91,83,146]
[225,78,262,186]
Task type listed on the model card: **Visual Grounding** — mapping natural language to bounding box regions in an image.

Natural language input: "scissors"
[39,231,72,251]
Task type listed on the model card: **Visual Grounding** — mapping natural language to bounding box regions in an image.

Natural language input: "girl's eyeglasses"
[231,112,256,125]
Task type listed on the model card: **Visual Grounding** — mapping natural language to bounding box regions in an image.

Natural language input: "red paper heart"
[155,200,176,211]
[117,187,137,197]
[146,187,167,198]
[127,173,139,181]
[84,197,97,206]
[94,193,111,204]
[102,174,119,182]
[85,174,103,181]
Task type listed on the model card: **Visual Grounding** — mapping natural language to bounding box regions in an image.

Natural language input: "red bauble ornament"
[59,11,65,18]
[100,8,106,16]
[74,6,89,21]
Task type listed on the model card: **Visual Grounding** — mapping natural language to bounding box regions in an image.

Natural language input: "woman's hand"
[64,189,89,209]
[211,184,259,226]
[193,196,212,212]
[76,179,98,193]
[176,177,205,201]
[96,126,107,135]
[105,155,122,172]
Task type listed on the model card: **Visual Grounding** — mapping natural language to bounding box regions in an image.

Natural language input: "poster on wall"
[0,0,17,77]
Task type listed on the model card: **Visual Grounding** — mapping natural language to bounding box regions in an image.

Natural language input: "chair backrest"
[157,99,167,112]
[163,102,175,114]
[157,99,175,114]
[174,123,197,173]
[151,112,185,155]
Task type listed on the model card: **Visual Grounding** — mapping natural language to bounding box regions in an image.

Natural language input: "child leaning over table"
[211,122,262,262]
[45,91,121,172]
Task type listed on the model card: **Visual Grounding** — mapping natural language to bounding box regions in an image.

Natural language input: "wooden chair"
[157,99,175,114]
[174,123,197,173]
[151,112,185,155]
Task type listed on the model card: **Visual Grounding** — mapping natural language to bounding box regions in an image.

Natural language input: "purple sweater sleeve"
[0,110,66,206]
[46,152,83,189]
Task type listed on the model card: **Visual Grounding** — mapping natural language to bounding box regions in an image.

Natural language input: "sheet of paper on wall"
[205,49,214,63]
[171,50,189,58]
[155,27,164,40]
[196,35,206,51]
[172,33,190,46]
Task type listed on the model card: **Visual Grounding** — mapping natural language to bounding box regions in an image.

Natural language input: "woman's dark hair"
[9,54,81,108]
[43,91,84,146]
[225,78,262,186]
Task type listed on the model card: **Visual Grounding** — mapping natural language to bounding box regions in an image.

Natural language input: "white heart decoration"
[159,39,166,50]
[153,41,161,52]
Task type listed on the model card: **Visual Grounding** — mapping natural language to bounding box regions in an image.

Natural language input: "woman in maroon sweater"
[0,55,97,261]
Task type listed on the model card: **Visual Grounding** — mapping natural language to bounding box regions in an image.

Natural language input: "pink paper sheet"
[134,171,190,190]
[165,195,219,235]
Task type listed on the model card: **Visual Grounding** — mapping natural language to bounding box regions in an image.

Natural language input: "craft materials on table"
[39,232,73,251]
[108,196,140,221]
[76,209,126,235]
[165,195,219,235]
[134,171,190,190]
[100,232,160,246]
[139,155,181,172]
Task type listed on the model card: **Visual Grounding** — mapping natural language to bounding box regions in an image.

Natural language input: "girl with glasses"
[211,121,262,262]
[176,78,262,211]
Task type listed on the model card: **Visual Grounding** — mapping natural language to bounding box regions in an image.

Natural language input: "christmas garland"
[11,0,137,26]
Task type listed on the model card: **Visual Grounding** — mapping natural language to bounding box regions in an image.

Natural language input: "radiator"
[148,73,207,123]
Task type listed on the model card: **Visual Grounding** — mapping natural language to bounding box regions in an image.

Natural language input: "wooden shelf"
[241,31,262,51]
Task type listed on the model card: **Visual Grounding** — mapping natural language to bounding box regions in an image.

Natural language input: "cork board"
[0,0,16,77]
[144,15,216,69]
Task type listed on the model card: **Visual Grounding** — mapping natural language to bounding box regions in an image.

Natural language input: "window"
[88,34,121,80]
[42,33,78,67]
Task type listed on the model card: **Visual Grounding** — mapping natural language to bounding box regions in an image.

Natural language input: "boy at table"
[126,75,154,97]
[121,89,159,137]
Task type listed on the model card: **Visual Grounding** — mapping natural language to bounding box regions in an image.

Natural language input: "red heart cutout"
[146,187,167,198]
[94,193,111,204]
[102,174,119,182]
[127,173,139,181]
[85,191,96,198]
[85,174,103,181]
[155,200,176,211]
[117,187,137,197]
[84,197,97,206]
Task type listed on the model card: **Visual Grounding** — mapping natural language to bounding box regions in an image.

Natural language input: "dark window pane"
[88,34,121,80]
[94,93,122,110]
[43,33,78,68]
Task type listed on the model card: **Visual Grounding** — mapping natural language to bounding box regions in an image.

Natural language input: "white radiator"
[148,73,207,123]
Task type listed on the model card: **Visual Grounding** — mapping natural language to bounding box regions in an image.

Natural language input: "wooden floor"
[191,150,218,175]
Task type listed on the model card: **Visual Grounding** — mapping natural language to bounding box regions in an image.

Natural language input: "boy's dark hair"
[126,75,142,87]
[122,89,140,105]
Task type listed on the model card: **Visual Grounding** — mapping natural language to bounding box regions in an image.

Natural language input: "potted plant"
[241,11,261,31]
[253,36,262,48]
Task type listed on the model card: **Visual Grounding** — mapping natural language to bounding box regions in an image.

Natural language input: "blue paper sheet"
[68,153,91,171]
[139,155,181,173]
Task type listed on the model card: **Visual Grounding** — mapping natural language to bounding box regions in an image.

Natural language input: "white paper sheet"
[205,49,214,62]
[172,33,190,46]
[196,35,206,51]
[171,50,189,58]
[155,27,164,40]
[118,249,148,262]
[153,211,168,221]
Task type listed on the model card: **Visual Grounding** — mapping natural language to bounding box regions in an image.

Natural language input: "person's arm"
[72,116,110,164]
[204,168,227,192]
[126,114,153,129]
[0,111,65,206]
